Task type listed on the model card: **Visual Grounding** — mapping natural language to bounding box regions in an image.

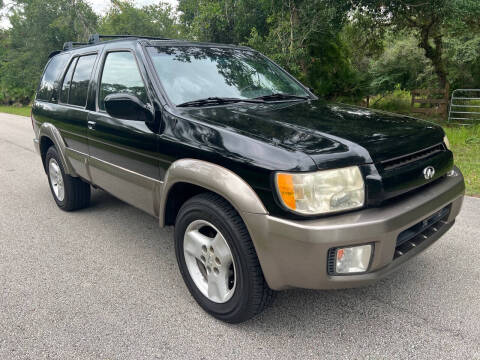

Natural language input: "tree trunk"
[419,26,448,89]
[289,0,294,55]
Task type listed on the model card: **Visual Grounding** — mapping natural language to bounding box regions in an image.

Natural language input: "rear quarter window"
[36,53,69,101]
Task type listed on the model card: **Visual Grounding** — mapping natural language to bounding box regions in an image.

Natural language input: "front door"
[87,49,160,216]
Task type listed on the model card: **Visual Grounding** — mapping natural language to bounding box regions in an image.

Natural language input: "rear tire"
[45,146,91,211]
[174,192,274,323]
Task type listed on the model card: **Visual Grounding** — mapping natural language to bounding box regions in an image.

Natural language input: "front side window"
[98,52,147,111]
[36,53,69,101]
[68,54,97,107]
[146,46,309,105]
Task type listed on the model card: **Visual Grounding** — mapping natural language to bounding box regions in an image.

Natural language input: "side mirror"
[104,93,154,122]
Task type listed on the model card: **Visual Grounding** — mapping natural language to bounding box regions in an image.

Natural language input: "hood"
[176,99,445,169]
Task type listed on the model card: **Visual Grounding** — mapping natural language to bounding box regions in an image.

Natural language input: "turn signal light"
[276,173,296,210]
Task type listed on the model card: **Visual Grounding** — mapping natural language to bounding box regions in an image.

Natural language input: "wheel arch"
[159,159,268,228]
[38,123,76,176]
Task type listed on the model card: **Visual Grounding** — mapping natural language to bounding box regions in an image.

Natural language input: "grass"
[0,101,478,195]
[0,105,31,117]
[444,124,480,196]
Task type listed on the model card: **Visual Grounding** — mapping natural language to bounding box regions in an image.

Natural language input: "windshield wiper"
[253,93,309,102]
[177,97,264,107]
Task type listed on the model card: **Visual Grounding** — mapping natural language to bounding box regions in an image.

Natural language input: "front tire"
[174,193,274,323]
[45,146,91,211]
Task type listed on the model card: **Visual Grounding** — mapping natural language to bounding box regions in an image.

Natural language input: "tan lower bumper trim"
[244,170,465,290]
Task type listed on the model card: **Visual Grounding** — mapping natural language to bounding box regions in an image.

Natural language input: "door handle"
[87,120,96,130]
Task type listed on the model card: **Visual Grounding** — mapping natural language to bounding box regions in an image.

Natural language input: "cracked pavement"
[1,113,479,359]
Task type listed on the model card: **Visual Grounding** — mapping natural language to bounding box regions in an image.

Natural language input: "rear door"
[53,52,98,179]
[87,45,160,216]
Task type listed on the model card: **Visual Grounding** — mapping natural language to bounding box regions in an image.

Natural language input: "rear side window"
[59,57,78,104]
[68,54,97,107]
[36,53,69,101]
[98,51,147,111]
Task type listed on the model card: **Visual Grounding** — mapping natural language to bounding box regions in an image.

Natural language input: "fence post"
[443,83,450,121]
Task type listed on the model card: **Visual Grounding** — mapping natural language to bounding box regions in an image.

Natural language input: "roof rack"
[61,34,173,52]
[87,34,172,44]
[63,41,89,51]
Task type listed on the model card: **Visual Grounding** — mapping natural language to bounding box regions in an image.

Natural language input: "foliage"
[445,35,480,90]
[368,35,436,94]
[178,0,270,44]
[0,0,479,104]
[369,88,412,113]
[99,0,178,38]
[0,0,97,104]
[351,0,480,89]
[176,0,359,98]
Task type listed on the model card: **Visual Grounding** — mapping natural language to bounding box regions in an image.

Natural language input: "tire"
[45,146,91,211]
[174,192,274,323]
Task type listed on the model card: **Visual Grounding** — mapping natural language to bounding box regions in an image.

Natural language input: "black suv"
[32,34,465,323]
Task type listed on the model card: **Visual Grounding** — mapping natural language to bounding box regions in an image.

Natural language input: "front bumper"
[244,167,465,290]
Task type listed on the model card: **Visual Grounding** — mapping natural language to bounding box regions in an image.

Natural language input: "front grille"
[381,143,446,171]
[394,205,451,259]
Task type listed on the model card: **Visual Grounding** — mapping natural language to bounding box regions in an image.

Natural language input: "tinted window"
[36,53,69,101]
[59,57,77,104]
[147,46,308,105]
[99,52,147,110]
[69,54,96,107]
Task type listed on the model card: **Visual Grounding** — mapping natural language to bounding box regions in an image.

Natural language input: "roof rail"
[88,34,172,44]
[63,41,89,51]
[48,50,62,59]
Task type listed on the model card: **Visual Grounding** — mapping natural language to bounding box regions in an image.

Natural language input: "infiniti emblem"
[423,166,435,180]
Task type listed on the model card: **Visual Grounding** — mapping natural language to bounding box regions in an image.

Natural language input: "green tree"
[368,35,436,95]
[0,0,98,103]
[178,0,270,43]
[245,0,354,97]
[178,0,355,98]
[445,34,480,90]
[100,0,179,38]
[352,0,480,89]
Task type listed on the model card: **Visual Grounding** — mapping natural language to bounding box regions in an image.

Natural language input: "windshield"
[147,46,309,105]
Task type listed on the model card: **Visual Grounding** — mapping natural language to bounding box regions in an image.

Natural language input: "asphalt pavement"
[1,112,479,359]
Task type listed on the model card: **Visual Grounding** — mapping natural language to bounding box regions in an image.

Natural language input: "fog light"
[335,244,372,274]
[447,169,457,177]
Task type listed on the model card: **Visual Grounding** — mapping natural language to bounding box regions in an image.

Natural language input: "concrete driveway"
[1,113,479,359]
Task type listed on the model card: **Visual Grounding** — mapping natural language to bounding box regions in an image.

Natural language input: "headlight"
[443,135,451,150]
[275,166,365,215]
